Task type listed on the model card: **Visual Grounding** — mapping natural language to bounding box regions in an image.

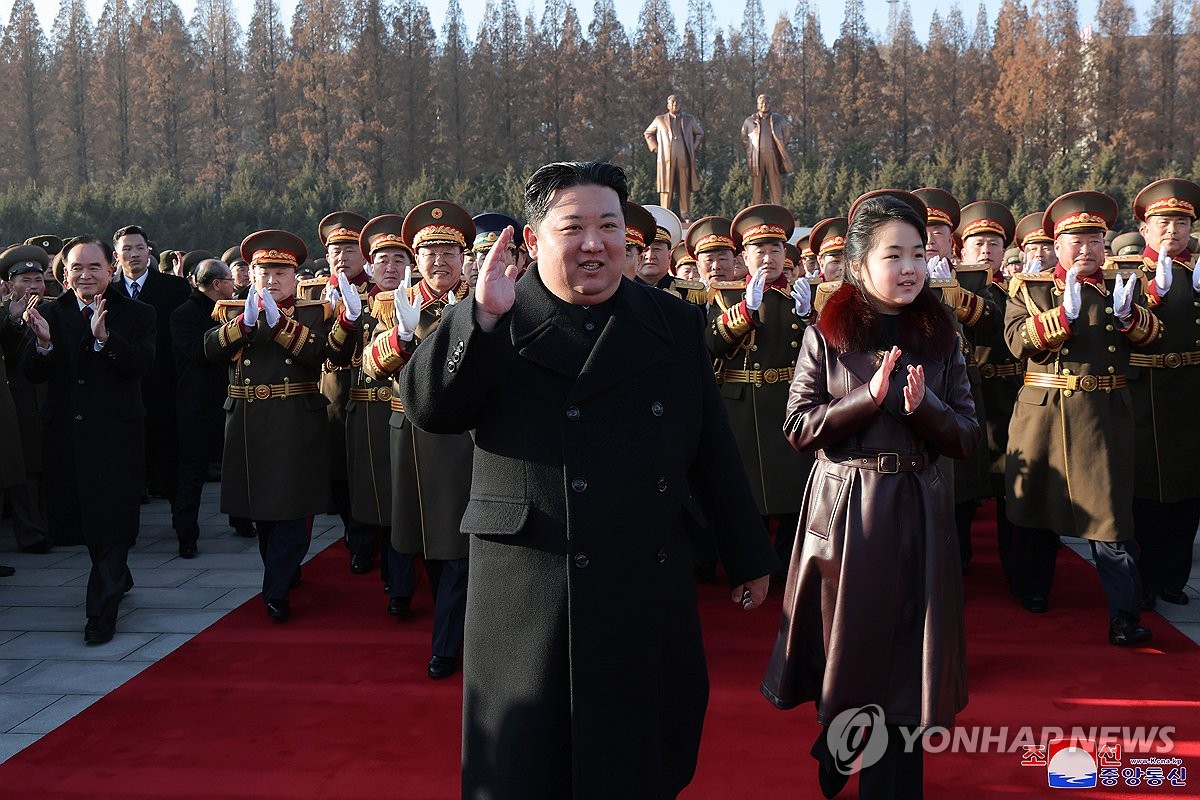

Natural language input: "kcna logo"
[826,704,889,776]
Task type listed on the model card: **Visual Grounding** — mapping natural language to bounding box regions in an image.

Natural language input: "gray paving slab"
[0,586,87,608]
[1151,600,1200,624]
[0,660,40,684]
[0,606,91,632]
[2,660,151,694]
[118,586,230,610]
[0,631,158,661]
[66,568,203,590]
[0,632,19,646]
[123,633,193,661]
[204,587,259,610]
[0,568,90,587]
[0,733,42,761]
[116,608,225,634]
[137,537,258,555]
[0,694,59,732]
[1168,622,1200,647]
[52,551,179,570]
[184,569,263,588]
[9,694,103,734]
[0,549,85,569]
[150,553,264,570]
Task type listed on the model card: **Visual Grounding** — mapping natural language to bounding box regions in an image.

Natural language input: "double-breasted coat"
[204,297,354,521]
[964,273,1024,488]
[706,279,812,515]
[345,289,397,527]
[1004,269,1161,541]
[22,287,155,546]
[363,279,473,561]
[760,283,978,729]
[401,269,778,799]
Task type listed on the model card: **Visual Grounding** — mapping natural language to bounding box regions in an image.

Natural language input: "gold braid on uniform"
[330,314,355,349]
[211,300,248,354]
[940,284,987,327]
[362,328,411,379]
[1013,276,1071,351]
[271,316,316,357]
[1122,304,1162,347]
[712,299,755,344]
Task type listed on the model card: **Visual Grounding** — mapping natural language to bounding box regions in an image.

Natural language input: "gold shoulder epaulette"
[1007,271,1053,298]
[672,278,706,291]
[1104,256,1146,270]
[812,280,843,315]
[297,277,326,291]
[710,280,745,291]
[295,297,334,320]
[212,299,243,323]
[953,263,991,275]
[930,277,959,289]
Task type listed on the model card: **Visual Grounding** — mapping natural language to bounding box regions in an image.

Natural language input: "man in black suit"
[402,162,779,798]
[111,225,190,552]
[22,235,155,644]
[170,259,238,555]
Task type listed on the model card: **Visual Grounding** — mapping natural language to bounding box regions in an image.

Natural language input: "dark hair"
[195,259,231,287]
[523,161,628,230]
[844,196,928,278]
[62,234,115,265]
[113,225,149,244]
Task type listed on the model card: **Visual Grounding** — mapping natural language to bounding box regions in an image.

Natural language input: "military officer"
[25,236,64,298]
[706,204,813,575]
[362,201,474,679]
[809,216,847,283]
[1005,191,1161,645]
[223,246,252,299]
[204,230,359,621]
[638,205,707,305]
[1016,212,1057,272]
[1128,179,1200,609]
[687,216,738,288]
[672,242,701,282]
[472,213,522,276]
[797,234,818,278]
[621,202,657,280]
[1111,232,1146,257]
[303,211,372,568]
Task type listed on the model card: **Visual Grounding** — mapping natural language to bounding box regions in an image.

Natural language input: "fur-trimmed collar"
[815,282,956,360]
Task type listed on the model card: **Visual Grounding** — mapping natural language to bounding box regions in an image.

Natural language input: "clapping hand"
[337,272,361,321]
[474,226,519,332]
[869,346,903,406]
[259,286,281,328]
[744,267,767,311]
[23,295,51,348]
[1022,254,1044,274]
[790,276,812,317]
[903,364,925,413]
[243,285,260,326]
[1061,267,1082,321]
[90,296,109,343]
[1112,273,1135,322]
[927,256,952,281]
[1154,253,1173,296]
[394,266,422,341]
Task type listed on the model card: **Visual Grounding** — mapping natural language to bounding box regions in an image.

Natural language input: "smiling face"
[1054,231,1106,277]
[416,244,464,295]
[852,220,928,314]
[64,243,113,302]
[526,183,626,305]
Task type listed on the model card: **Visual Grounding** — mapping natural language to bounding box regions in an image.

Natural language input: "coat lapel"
[837,350,877,387]
[568,279,673,404]
[510,268,589,380]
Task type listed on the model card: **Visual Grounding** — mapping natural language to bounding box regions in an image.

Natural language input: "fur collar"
[816,282,956,360]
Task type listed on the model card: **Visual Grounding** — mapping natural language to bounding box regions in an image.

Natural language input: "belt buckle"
[1164,352,1183,369]
[378,386,392,401]
[877,452,900,474]
[762,368,779,384]
[1078,375,1099,392]
[254,385,271,400]
[980,363,996,378]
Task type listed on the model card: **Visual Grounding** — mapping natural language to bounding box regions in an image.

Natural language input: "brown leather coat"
[761,284,979,729]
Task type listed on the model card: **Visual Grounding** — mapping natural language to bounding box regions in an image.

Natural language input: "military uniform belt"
[1024,373,1126,392]
[1128,351,1200,369]
[228,382,319,401]
[819,450,930,474]
[978,362,1024,379]
[389,398,407,413]
[349,387,394,402]
[722,366,795,386]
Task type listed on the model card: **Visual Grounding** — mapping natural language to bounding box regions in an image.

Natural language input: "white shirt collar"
[125,271,148,292]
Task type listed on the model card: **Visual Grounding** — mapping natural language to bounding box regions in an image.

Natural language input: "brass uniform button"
[1064,389,1074,397]
[1062,368,1072,375]
[791,323,799,330]
[1062,348,1069,355]
[1107,366,1115,374]
[243,359,251,366]
[1107,345,1116,353]
[1105,325,1114,332]
[751,345,758,351]
[1105,307,1114,314]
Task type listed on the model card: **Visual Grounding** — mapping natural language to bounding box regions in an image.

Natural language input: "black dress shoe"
[1109,611,1152,647]
[19,539,53,554]
[84,617,116,645]
[0,565,14,578]
[387,596,412,618]
[427,655,460,679]
[265,599,290,622]
[1160,588,1190,606]
[810,729,850,799]
[1022,596,1048,614]
[178,544,198,559]
[233,524,257,538]
[350,554,373,574]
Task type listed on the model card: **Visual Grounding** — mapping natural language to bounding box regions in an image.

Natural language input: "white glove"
[1022,257,1044,274]
[790,276,811,317]
[1193,264,1200,293]
[394,266,422,342]
[927,256,952,281]
[260,286,281,328]
[744,268,767,311]
[1154,253,1173,295]
[1112,273,1135,322]
[243,285,260,326]
[325,281,340,315]
[804,263,821,280]
[337,272,361,321]
[1062,267,1082,321]
[445,289,459,306]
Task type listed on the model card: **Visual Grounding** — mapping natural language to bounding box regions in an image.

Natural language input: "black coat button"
[571,477,587,493]
[651,401,663,416]
[657,548,667,563]
[574,552,589,568]
[656,478,668,492]
[566,406,580,420]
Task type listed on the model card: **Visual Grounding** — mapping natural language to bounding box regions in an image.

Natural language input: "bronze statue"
[643,95,704,223]
[740,94,793,206]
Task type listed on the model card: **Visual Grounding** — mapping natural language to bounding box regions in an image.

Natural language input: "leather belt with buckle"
[722,367,795,386]
[819,450,929,473]
[228,381,319,401]
[978,362,1024,379]
[1129,351,1200,369]
[1024,373,1127,393]
[349,387,393,402]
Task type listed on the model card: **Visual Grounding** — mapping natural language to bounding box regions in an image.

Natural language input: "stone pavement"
[0,482,342,764]
[1,487,1198,766]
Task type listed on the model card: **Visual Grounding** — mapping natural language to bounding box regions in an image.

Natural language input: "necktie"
[82,305,93,323]
[131,282,140,300]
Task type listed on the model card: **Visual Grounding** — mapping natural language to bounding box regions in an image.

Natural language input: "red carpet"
[3,504,1199,799]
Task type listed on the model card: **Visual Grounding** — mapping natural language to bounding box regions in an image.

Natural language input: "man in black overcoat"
[22,235,155,645]
[401,161,779,799]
